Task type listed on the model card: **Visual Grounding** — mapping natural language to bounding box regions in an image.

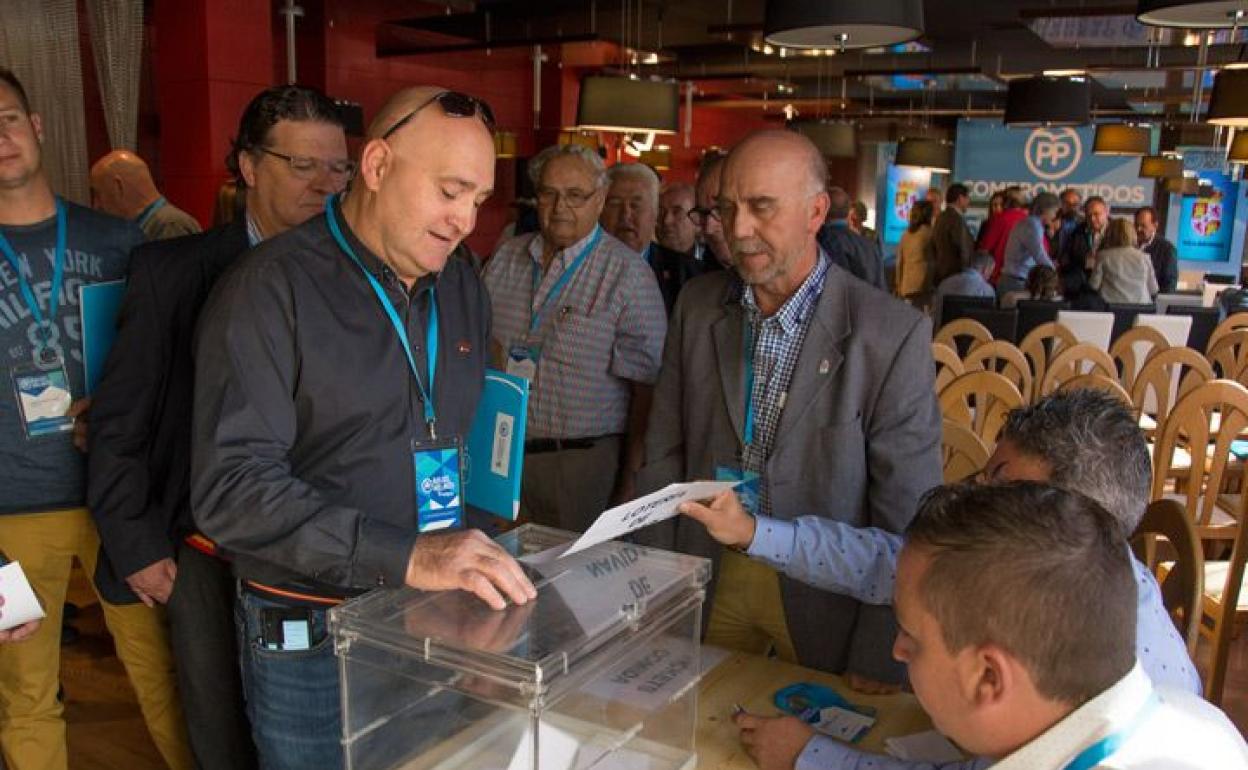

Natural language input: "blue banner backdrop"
[953,119,1155,208]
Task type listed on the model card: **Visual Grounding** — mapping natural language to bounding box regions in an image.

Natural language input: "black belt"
[525,434,618,454]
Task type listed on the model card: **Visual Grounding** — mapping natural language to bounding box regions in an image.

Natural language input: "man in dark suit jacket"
[1136,206,1178,293]
[930,183,975,284]
[1058,195,1110,299]
[638,130,941,691]
[86,85,351,770]
[818,186,885,289]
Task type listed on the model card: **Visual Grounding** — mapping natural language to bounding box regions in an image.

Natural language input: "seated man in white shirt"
[886,483,1245,770]
[680,389,1201,770]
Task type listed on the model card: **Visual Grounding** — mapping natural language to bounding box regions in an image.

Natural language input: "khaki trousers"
[705,549,798,662]
[0,508,192,770]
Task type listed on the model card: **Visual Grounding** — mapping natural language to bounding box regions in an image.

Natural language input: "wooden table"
[695,651,935,769]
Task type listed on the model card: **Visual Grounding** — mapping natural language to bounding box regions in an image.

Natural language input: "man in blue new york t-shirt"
[0,67,191,770]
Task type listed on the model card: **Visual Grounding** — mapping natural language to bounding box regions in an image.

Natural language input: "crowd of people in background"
[0,65,1245,770]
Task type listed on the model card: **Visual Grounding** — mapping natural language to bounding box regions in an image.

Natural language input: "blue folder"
[464,369,529,520]
[79,280,127,394]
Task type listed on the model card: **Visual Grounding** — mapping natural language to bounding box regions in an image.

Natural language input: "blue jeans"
[235,589,342,770]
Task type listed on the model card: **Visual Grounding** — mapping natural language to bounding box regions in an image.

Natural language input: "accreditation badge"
[11,363,73,439]
[414,436,464,533]
[714,465,761,515]
[505,338,541,381]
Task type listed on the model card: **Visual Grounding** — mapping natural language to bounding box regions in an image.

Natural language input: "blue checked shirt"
[740,251,831,518]
[484,227,667,439]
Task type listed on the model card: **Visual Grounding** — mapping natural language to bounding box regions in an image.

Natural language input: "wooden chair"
[933,318,993,356]
[1131,498,1204,657]
[1206,312,1248,354]
[931,342,964,394]
[1109,325,1170,395]
[941,418,991,484]
[1131,346,1215,434]
[1150,380,1248,543]
[1199,490,1248,705]
[1207,329,1248,383]
[962,340,1033,404]
[1037,343,1118,398]
[938,370,1025,446]
[1057,373,1134,407]
[1018,322,1079,403]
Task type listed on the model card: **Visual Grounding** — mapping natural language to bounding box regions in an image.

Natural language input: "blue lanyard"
[743,318,757,447]
[0,197,67,334]
[136,197,166,229]
[1061,692,1159,770]
[528,226,601,334]
[641,243,653,267]
[324,196,440,437]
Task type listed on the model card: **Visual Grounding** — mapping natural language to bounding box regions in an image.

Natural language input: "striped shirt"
[741,250,831,517]
[485,226,667,439]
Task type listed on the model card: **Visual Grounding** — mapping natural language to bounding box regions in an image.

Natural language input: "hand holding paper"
[677,488,756,550]
[561,480,742,558]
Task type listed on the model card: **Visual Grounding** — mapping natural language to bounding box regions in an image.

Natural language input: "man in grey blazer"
[637,129,941,690]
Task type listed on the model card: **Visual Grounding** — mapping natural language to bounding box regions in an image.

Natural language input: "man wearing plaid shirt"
[638,129,941,692]
[485,144,667,532]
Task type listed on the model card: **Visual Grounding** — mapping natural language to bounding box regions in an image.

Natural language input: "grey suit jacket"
[636,262,942,682]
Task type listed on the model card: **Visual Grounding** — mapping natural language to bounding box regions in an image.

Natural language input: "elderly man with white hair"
[485,145,667,530]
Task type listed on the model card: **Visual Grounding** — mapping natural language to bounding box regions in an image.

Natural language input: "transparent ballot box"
[330,524,712,770]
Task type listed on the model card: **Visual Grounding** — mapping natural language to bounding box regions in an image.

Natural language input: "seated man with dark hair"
[681,389,1200,770]
[891,483,1246,769]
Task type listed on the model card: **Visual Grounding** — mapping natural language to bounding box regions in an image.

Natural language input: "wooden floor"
[57,572,1248,769]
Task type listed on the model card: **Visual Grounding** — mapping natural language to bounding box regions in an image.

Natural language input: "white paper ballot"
[884,730,963,762]
[505,721,578,770]
[562,480,741,557]
[0,562,45,631]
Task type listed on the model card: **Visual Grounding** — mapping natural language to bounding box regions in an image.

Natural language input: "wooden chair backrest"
[1151,379,1248,535]
[1206,312,1248,354]
[1203,490,1248,705]
[1018,322,1079,401]
[1206,329,1248,382]
[933,318,993,355]
[931,342,964,394]
[1038,343,1118,397]
[962,340,1033,403]
[1130,346,1215,425]
[941,418,991,484]
[1057,373,1134,407]
[1109,325,1170,394]
[938,370,1025,446]
[1130,498,1204,657]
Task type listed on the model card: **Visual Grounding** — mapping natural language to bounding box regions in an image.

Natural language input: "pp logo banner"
[1024,128,1082,181]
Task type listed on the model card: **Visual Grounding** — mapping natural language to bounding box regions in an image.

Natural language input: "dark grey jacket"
[817,222,885,290]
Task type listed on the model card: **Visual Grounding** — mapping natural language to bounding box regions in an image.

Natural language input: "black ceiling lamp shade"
[1160,122,1220,151]
[763,0,924,50]
[576,76,680,134]
[1207,69,1248,127]
[1093,123,1151,155]
[1137,0,1248,27]
[1004,77,1091,126]
[1164,174,1202,195]
[1230,132,1248,163]
[1140,154,1186,178]
[791,121,857,157]
[895,138,953,173]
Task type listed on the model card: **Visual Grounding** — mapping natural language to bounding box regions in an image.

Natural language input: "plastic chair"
[1018,322,1079,403]
[1131,498,1204,657]
[933,318,993,358]
[931,342,964,394]
[941,418,991,484]
[938,370,1025,447]
[1037,343,1118,397]
[1110,325,1170,395]
[962,340,1033,404]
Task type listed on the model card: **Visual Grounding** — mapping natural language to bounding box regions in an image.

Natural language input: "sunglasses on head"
[381,91,496,140]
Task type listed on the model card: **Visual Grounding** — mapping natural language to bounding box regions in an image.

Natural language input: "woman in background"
[1091,217,1158,304]
[895,199,935,310]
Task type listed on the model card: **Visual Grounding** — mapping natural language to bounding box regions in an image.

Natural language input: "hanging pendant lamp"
[791,121,857,158]
[1137,0,1248,28]
[895,138,954,173]
[1004,77,1091,126]
[1207,69,1248,127]
[1164,172,1201,195]
[763,0,924,50]
[1139,154,1186,178]
[1230,132,1248,163]
[1093,123,1152,155]
[576,76,680,134]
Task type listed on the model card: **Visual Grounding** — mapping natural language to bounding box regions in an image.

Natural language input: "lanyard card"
[505,338,541,381]
[414,436,464,533]
[714,465,761,515]
[11,363,73,439]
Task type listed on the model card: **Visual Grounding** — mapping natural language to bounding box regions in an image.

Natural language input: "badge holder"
[505,338,541,381]
[11,345,73,440]
[414,434,465,533]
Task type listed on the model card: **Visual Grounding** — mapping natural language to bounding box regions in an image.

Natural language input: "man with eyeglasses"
[638,129,940,698]
[192,85,535,770]
[691,150,732,269]
[485,144,667,530]
[677,388,1198,770]
[88,85,352,770]
[0,67,192,770]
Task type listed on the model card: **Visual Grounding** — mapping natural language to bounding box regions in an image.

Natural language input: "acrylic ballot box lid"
[330,524,711,706]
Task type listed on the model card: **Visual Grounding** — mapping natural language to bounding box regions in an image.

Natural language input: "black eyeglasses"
[256,147,357,180]
[381,91,496,140]
[687,206,719,226]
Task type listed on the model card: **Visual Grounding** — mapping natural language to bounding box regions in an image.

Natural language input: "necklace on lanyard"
[0,198,67,369]
[528,226,601,334]
[136,197,166,229]
[1060,691,1160,770]
[324,195,441,438]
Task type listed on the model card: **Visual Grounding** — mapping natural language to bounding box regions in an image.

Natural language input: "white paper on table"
[505,721,579,770]
[0,562,45,631]
[884,730,963,762]
[562,480,741,557]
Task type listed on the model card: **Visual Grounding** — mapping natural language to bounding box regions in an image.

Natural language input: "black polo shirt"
[191,198,490,597]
